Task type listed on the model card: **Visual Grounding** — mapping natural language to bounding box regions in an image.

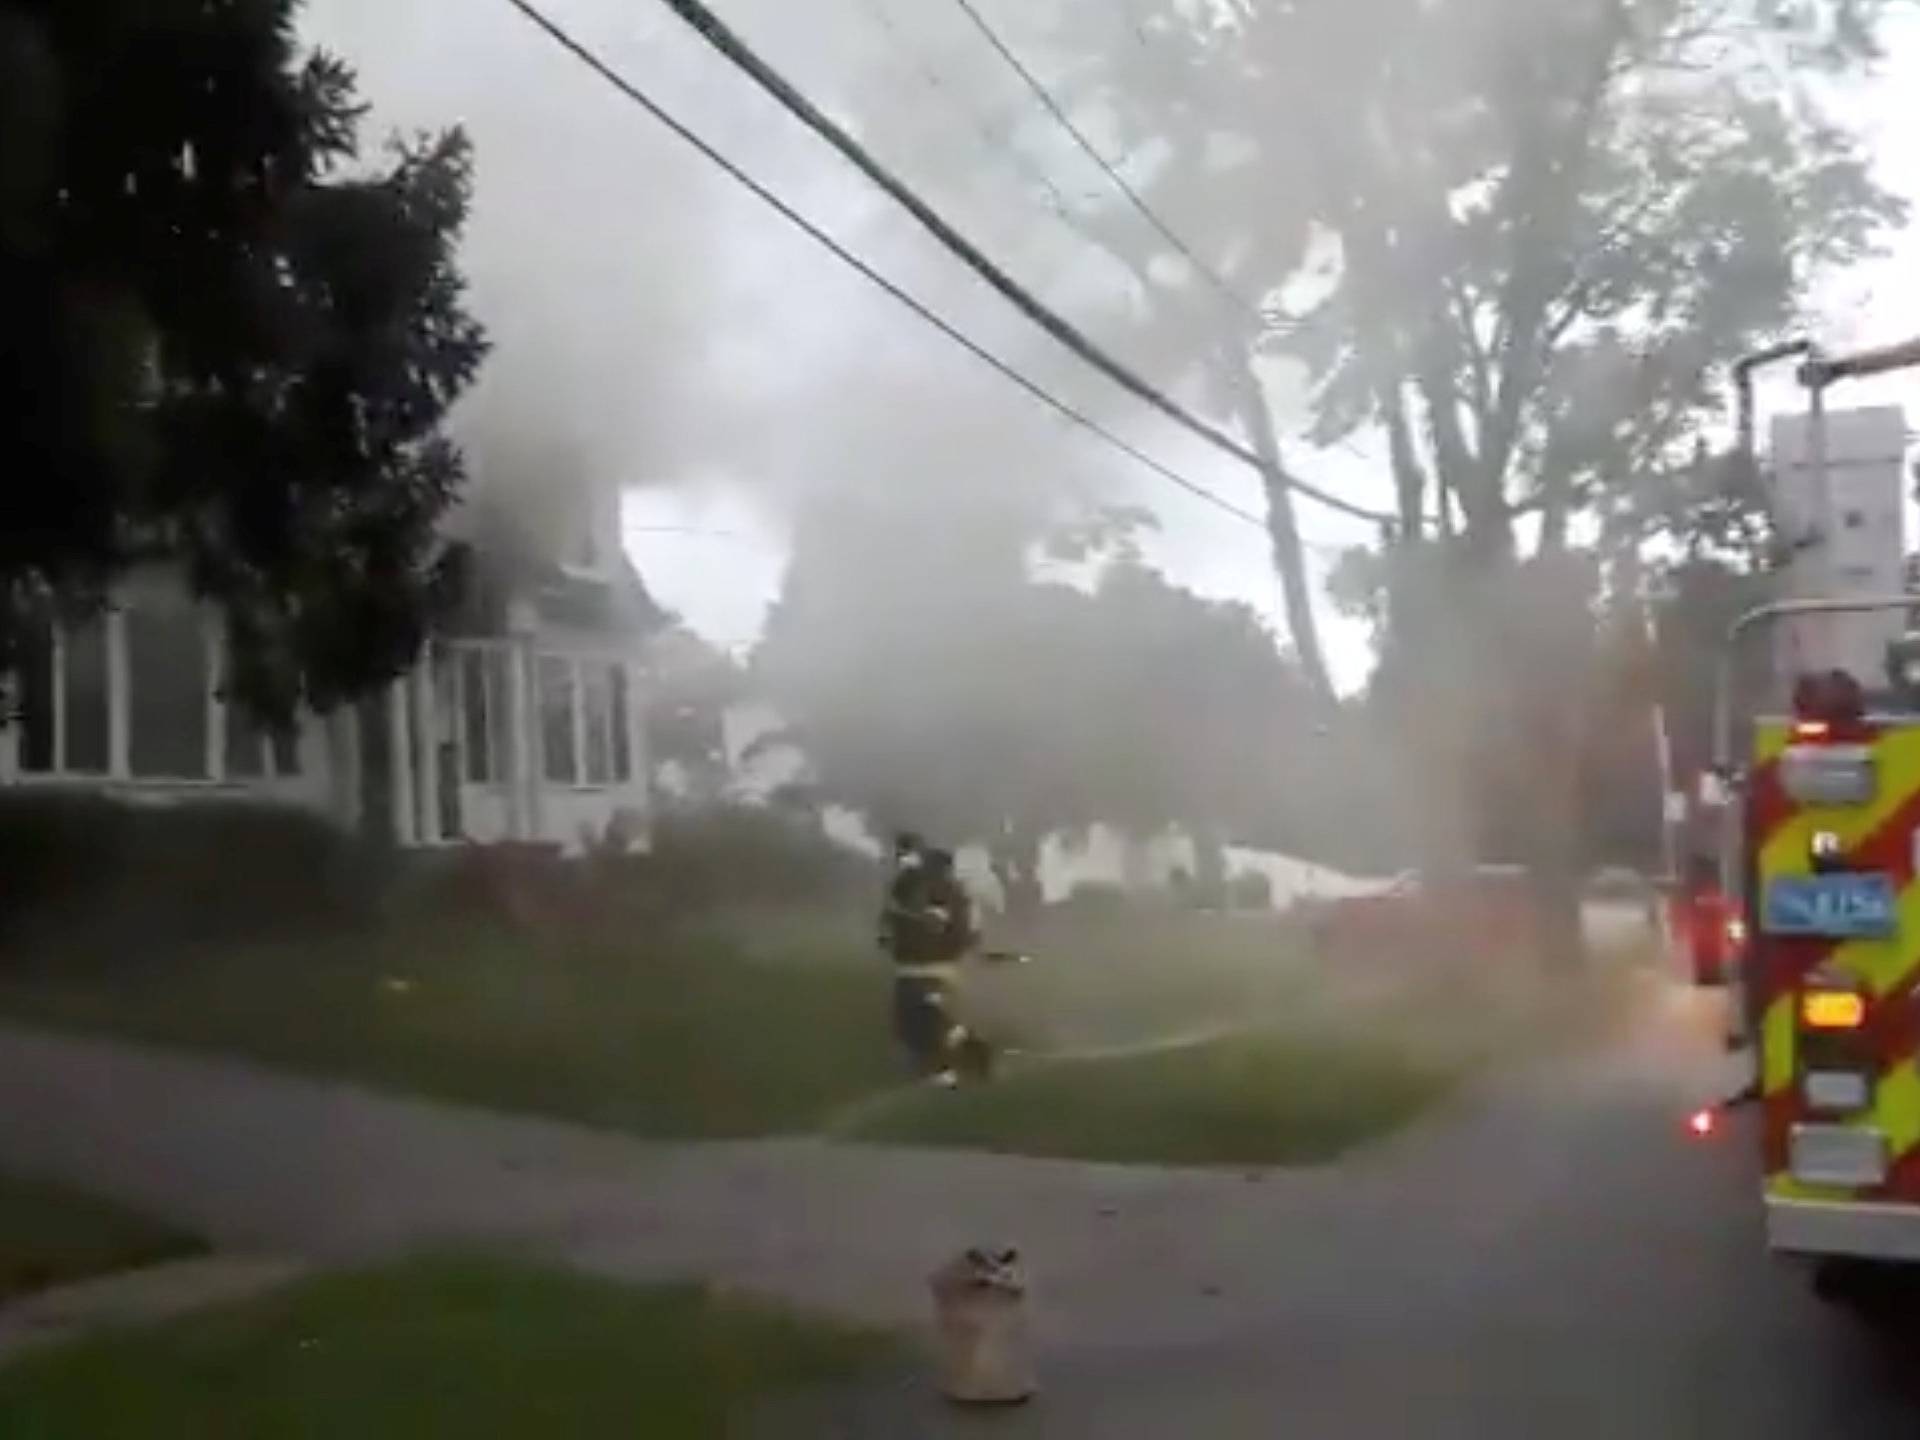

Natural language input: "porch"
[379,636,650,855]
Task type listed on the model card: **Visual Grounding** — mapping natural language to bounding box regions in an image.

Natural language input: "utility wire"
[945,0,1267,327]
[851,0,1092,227]
[652,0,1396,526]
[499,0,1274,532]
[950,0,1437,539]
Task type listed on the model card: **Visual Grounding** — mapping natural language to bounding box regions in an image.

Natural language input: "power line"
[945,0,1267,327]
[651,0,1397,527]
[850,0,1093,227]
[498,0,1274,533]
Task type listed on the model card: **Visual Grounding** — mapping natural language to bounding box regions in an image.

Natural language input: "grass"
[967,908,1307,1051]
[0,897,1628,1162]
[0,904,1313,1141]
[0,912,901,1139]
[845,1025,1463,1166]
[843,943,1659,1166]
[0,1256,895,1439]
[0,1174,204,1305]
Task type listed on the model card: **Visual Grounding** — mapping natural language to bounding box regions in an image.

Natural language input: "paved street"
[779,981,1920,1436]
[1,976,1919,1434]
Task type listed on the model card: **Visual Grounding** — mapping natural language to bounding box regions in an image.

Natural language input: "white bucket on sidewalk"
[929,1248,1036,1404]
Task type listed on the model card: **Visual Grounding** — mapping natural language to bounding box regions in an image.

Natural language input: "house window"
[16,621,54,773]
[611,665,632,783]
[64,619,111,774]
[582,663,614,785]
[532,656,632,788]
[15,616,109,776]
[460,648,508,784]
[126,598,209,778]
[539,655,577,784]
[223,701,301,781]
[14,598,305,785]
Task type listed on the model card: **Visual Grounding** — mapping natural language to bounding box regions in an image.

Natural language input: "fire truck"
[1714,336,1920,1289]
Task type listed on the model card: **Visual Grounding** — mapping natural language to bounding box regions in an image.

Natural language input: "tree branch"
[1379,380,1430,538]
[1480,0,1632,506]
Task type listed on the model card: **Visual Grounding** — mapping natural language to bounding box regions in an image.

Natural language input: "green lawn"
[0,906,1313,1140]
[0,1174,203,1305]
[0,914,902,1139]
[0,1257,894,1439]
[845,1026,1462,1166]
[842,951,1654,1165]
[963,908,1307,1051]
[0,901,1614,1163]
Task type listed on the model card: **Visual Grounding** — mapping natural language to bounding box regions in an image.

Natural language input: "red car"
[1669,884,1742,986]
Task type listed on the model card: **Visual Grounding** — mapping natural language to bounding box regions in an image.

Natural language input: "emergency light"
[1782,669,1876,804]
[1792,669,1866,730]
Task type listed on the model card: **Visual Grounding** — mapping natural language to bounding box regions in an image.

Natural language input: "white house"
[0,483,658,856]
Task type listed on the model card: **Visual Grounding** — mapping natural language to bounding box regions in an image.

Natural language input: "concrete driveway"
[0,975,1917,1436]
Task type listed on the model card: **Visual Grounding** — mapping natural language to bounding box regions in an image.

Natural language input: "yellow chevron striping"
[1757,725,1920,1193]
[1762,995,1795,1096]
[1759,729,1920,885]
[1877,1064,1920,1162]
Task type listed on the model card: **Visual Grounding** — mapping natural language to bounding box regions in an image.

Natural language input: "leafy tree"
[754,480,1092,912]
[0,0,485,721]
[754,477,1343,909]
[1049,0,1906,959]
[1235,0,1903,554]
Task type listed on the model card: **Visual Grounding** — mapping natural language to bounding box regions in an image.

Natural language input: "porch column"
[505,640,533,842]
[204,616,226,782]
[386,680,416,846]
[105,609,130,780]
[624,655,651,799]
[623,661,646,789]
[330,708,361,831]
[412,645,439,845]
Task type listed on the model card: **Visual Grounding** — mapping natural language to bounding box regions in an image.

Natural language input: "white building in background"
[0,483,658,856]
[1020,826,1387,908]
[1770,405,1908,692]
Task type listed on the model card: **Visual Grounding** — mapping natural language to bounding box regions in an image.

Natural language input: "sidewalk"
[0,981,1732,1350]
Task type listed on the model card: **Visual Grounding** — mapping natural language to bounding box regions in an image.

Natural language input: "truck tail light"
[1801,989,1867,1031]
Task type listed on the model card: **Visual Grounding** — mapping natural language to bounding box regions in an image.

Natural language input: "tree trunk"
[990,826,1043,921]
[1192,826,1228,910]
[1380,384,1428,539]
[1528,760,1589,972]
[1229,349,1335,706]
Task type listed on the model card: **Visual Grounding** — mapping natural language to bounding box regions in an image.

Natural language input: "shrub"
[0,793,379,959]
[578,805,879,923]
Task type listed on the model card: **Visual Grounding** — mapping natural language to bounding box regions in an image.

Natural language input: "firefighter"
[879,840,981,1085]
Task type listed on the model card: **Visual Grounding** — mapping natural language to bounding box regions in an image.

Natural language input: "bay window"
[536,655,635,788]
[459,647,509,784]
[126,596,209,779]
[539,655,577,784]
[12,595,301,785]
[16,616,109,776]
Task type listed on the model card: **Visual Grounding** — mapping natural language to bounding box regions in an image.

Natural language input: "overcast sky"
[301,0,1920,692]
